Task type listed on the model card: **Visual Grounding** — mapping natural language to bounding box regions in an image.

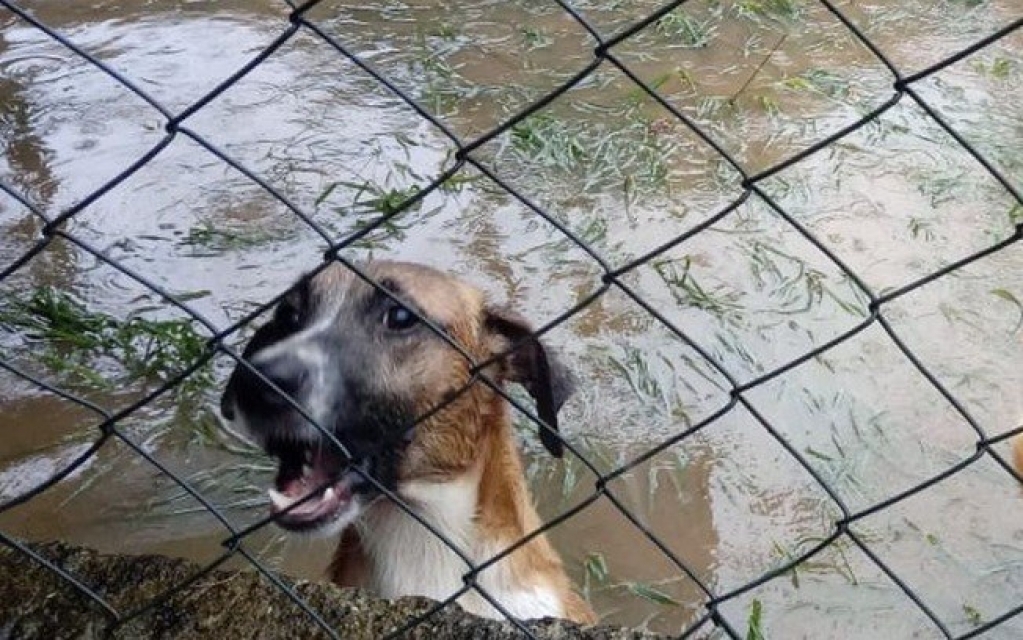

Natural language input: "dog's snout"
[253,354,308,409]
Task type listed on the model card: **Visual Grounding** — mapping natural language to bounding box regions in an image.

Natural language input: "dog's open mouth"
[265,439,361,531]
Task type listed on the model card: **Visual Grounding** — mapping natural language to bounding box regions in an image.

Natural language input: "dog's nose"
[252,354,308,409]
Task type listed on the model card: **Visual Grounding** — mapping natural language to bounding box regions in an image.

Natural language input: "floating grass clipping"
[584,551,611,587]
[746,599,765,640]
[578,547,693,611]
[991,288,1023,333]
[652,256,744,319]
[316,180,433,251]
[0,286,213,395]
[509,113,587,172]
[316,180,424,217]
[506,111,681,194]
[178,221,287,255]
[1009,203,1023,227]
[625,582,681,607]
[963,603,983,627]
[151,462,273,515]
[973,56,1015,79]
[734,0,803,23]
[521,25,552,50]
[134,404,277,519]
[655,10,716,48]
[782,68,852,101]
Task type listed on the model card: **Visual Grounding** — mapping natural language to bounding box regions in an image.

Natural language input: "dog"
[219,260,596,624]
[1015,434,1023,480]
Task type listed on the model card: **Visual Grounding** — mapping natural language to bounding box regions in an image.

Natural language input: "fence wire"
[0,0,1021,638]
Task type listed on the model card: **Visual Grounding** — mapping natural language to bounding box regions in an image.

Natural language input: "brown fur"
[473,403,595,623]
[1014,435,1023,480]
[318,262,596,624]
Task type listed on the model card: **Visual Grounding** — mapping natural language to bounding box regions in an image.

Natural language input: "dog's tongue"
[268,480,351,516]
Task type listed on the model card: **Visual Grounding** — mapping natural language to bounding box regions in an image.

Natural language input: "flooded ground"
[1,0,1021,637]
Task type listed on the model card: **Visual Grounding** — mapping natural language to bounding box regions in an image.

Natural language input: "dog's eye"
[383,304,419,331]
[275,302,302,332]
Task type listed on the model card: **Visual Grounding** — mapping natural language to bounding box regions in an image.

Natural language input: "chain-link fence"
[1,0,1021,638]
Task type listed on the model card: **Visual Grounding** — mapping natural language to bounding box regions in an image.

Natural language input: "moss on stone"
[0,541,665,639]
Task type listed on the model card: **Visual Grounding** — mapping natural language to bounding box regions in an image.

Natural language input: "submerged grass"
[653,256,745,319]
[144,405,273,517]
[505,108,684,198]
[0,1,1016,635]
[179,221,287,255]
[656,10,717,48]
[579,545,690,616]
[0,286,214,395]
[509,113,588,171]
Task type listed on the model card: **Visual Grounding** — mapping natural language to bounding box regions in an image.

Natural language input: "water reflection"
[0,0,1021,636]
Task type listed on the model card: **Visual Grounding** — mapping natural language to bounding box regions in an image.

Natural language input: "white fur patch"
[357,478,563,621]
[250,302,342,428]
[485,584,562,621]
[311,495,365,539]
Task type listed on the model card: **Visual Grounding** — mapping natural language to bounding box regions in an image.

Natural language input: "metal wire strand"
[0,0,1019,638]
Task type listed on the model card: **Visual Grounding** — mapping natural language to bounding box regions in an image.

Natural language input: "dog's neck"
[330,401,586,621]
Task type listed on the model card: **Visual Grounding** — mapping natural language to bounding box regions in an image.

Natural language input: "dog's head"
[219,260,574,535]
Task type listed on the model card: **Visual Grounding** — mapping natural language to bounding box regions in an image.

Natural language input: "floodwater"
[1,0,1021,637]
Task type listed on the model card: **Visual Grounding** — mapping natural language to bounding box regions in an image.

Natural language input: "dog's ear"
[484,307,575,458]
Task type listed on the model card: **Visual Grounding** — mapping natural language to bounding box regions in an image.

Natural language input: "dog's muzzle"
[220,351,373,533]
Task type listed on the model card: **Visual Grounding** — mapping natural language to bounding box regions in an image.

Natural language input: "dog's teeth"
[302,464,313,477]
[268,488,297,510]
[323,487,336,502]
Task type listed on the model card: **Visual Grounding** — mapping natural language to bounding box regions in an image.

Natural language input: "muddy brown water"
[1,0,1021,637]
